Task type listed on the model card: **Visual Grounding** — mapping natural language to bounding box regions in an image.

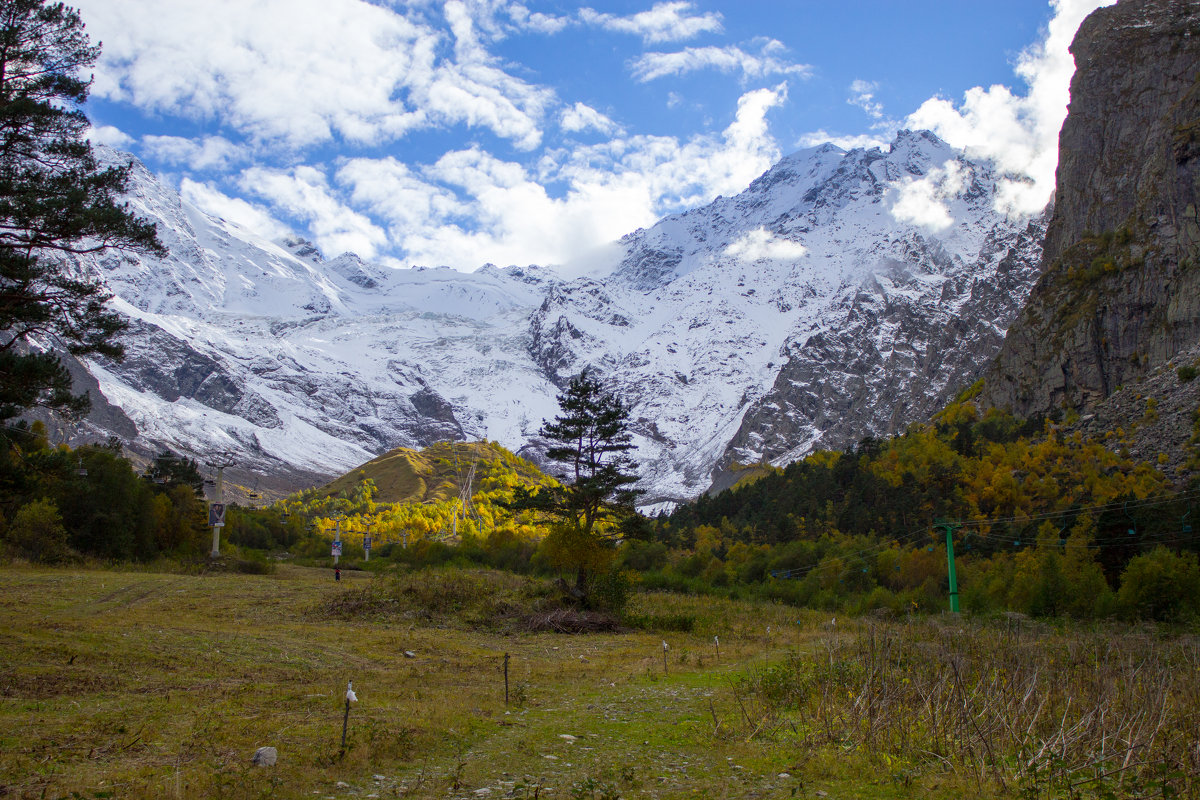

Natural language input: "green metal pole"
[936,520,961,613]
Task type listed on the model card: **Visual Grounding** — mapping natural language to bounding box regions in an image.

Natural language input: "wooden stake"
[341,697,350,751]
[504,652,510,705]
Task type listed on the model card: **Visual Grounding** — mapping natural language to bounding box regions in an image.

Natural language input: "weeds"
[732,616,1200,797]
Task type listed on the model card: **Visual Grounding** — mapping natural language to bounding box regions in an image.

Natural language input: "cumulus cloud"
[503,3,572,34]
[336,157,467,235]
[331,85,788,270]
[579,2,722,43]
[888,161,966,232]
[905,0,1116,215]
[86,124,133,148]
[142,135,247,171]
[241,166,388,259]
[560,103,621,135]
[181,179,294,241]
[725,228,807,261]
[849,79,885,121]
[631,40,811,82]
[795,130,888,151]
[80,0,551,150]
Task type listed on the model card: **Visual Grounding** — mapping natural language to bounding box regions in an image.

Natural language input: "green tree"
[144,450,204,496]
[1116,547,1200,622]
[514,368,640,599]
[0,0,162,422]
[4,495,68,561]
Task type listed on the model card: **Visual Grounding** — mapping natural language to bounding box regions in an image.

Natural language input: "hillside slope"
[318,440,554,506]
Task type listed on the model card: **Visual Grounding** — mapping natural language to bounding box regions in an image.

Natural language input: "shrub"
[589,568,631,613]
[1116,547,1200,621]
[5,498,71,563]
[1178,364,1197,382]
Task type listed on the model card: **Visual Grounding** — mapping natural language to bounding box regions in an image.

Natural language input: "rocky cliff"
[980,0,1200,452]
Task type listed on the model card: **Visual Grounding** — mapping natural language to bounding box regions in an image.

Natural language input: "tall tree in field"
[0,0,162,422]
[515,368,641,599]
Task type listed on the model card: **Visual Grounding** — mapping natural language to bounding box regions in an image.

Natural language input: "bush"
[1116,547,1200,621]
[4,498,71,563]
[589,568,632,613]
[1178,365,1197,382]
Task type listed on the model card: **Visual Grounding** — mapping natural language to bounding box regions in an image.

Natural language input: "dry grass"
[3,565,1195,799]
[733,614,1200,798]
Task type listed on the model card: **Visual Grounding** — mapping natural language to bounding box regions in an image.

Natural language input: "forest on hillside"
[5,395,1198,622]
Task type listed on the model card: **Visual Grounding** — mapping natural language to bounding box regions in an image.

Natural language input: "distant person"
[335,566,341,582]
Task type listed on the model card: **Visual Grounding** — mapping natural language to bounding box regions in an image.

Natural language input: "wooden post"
[662,640,668,675]
[341,696,350,751]
[503,652,510,705]
[341,681,356,752]
[714,635,719,662]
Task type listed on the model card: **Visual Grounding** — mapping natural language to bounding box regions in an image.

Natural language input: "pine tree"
[541,368,640,533]
[512,368,641,598]
[0,0,163,422]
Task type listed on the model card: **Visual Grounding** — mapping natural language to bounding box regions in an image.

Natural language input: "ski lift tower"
[205,452,237,557]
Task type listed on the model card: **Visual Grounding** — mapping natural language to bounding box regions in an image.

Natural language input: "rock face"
[980,0,1200,420]
[717,217,1046,489]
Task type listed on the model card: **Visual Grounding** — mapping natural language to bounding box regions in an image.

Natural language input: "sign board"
[363,535,372,551]
[331,541,342,557]
[208,503,226,527]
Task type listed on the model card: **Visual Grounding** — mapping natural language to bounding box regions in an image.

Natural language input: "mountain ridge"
[61,130,1045,505]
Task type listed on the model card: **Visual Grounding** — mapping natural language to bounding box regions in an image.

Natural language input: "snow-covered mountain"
[66,132,1045,504]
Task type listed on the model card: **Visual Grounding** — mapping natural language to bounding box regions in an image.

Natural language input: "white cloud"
[142,135,246,171]
[888,160,966,232]
[849,79,885,120]
[181,179,293,241]
[336,156,468,234]
[504,3,571,34]
[579,2,722,43]
[725,228,806,261]
[905,0,1116,215]
[795,129,888,151]
[86,124,133,148]
[331,85,788,270]
[560,102,620,135]
[631,41,811,82]
[240,166,388,259]
[79,0,551,150]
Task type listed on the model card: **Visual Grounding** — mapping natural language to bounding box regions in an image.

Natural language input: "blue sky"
[76,0,1111,272]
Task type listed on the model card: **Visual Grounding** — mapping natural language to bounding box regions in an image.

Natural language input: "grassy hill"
[318,440,552,506]
[276,441,559,547]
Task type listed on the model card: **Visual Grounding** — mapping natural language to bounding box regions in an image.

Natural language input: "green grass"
[3,565,1192,799]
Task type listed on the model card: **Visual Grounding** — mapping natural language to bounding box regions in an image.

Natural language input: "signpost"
[333,518,342,564]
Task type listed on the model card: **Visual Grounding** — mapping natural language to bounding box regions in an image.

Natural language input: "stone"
[251,746,277,767]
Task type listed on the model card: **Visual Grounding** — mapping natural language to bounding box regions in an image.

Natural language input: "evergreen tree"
[512,368,640,597]
[0,0,162,422]
[541,368,639,532]
[145,450,204,497]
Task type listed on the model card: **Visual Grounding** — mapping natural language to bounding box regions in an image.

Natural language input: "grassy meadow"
[1,564,1197,799]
